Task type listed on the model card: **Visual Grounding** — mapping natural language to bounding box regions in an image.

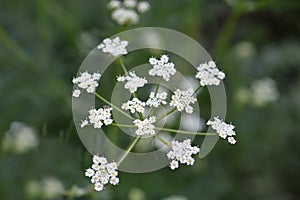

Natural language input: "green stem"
[110,123,217,136]
[94,92,134,120]
[117,136,141,165]
[156,107,176,121]
[193,85,202,95]
[156,127,217,136]
[119,57,128,75]
[155,135,171,148]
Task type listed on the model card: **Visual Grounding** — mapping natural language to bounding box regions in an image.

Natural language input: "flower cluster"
[207,117,237,144]
[195,60,225,86]
[72,71,101,97]
[167,139,200,170]
[121,98,145,113]
[117,71,147,93]
[97,36,128,57]
[107,0,151,25]
[133,116,156,136]
[81,107,113,129]
[149,55,176,81]
[85,155,119,191]
[170,89,196,113]
[146,92,168,107]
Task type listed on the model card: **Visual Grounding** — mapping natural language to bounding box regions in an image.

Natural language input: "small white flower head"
[117,71,147,93]
[149,55,176,81]
[72,71,101,97]
[227,136,237,145]
[2,122,39,154]
[72,89,81,97]
[107,0,121,10]
[111,8,139,25]
[97,36,129,57]
[124,0,137,8]
[137,1,151,13]
[133,116,156,136]
[81,106,113,129]
[170,89,197,113]
[146,92,168,107]
[85,155,119,192]
[121,98,146,113]
[207,117,237,144]
[195,60,225,86]
[167,139,200,170]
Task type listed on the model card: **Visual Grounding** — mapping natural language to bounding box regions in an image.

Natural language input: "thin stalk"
[193,85,202,95]
[110,123,217,136]
[117,136,141,165]
[156,127,217,136]
[119,57,128,75]
[156,107,176,121]
[94,92,134,120]
[155,135,171,148]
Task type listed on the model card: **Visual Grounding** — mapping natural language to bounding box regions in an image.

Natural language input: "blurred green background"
[1,0,300,199]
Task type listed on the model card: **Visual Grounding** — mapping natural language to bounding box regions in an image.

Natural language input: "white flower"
[72,71,101,97]
[124,0,137,8]
[207,117,237,144]
[107,0,121,10]
[117,71,147,93]
[146,92,168,107]
[167,139,200,170]
[251,77,279,107]
[170,89,197,113]
[137,1,151,13]
[170,160,179,170]
[94,182,104,191]
[228,136,237,145]
[122,98,146,113]
[133,116,156,136]
[195,60,225,86]
[2,122,39,154]
[148,55,176,81]
[97,36,129,57]
[72,89,81,97]
[85,168,95,177]
[110,177,120,185]
[111,8,139,25]
[85,155,119,192]
[81,107,113,129]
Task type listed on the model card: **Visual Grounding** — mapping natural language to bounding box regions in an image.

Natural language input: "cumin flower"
[117,71,147,93]
[149,55,176,81]
[97,36,128,57]
[195,60,225,86]
[81,107,113,129]
[72,71,101,97]
[133,116,156,136]
[207,116,237,144]
[85,155,119,191]
[167,139,200,170]
[146,92,168,107]
[170,89,196,113]
[122,98,146,113]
